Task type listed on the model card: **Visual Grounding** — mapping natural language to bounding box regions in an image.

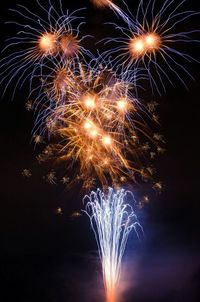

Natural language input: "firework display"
[1,0,198,302]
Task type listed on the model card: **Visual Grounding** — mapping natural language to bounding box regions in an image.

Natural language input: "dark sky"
[0,1,200,302]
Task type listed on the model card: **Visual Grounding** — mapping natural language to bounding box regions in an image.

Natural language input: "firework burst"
[34,63,157,188]
[0,1,91,98]
[102,0,199,94]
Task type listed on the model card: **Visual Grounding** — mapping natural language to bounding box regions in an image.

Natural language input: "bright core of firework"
[129,33,161,57]
[102,135,112,146]
[38,33,57,55]
[38,32,80,57]
[83,93,97,109]
[117,98,129,112]
[84,188,142,302]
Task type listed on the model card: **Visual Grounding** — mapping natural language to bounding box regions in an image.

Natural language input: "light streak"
[91,0,112,8]
[90,0,133,25]
[84,188,142,302]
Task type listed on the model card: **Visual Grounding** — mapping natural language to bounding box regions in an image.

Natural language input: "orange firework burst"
[102,0,199,93]
[0,3,90,98]
[36,64,156,188]
[34,20,81,59]
[59,34,80,57]
[40,60,77,101]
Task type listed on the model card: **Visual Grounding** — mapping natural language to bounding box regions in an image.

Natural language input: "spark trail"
[90,0,132,25]
[84,188,142,302]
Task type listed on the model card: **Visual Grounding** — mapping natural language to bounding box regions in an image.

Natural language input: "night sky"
[0,1,200,302]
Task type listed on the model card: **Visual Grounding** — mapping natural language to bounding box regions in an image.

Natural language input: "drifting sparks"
[70,211,82,219]
[22,169,32,178]
[25,100,33,111]
[56,207,63,215]
[61,176,70,185]
[84,188,143,302]
[43,170,57,185]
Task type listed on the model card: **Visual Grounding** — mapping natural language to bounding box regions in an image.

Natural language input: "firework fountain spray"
[84,188,143,302]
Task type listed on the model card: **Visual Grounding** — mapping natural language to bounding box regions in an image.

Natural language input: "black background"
[0,1,200,301]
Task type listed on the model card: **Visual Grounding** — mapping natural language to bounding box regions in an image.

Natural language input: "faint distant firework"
[84,188,142,302]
